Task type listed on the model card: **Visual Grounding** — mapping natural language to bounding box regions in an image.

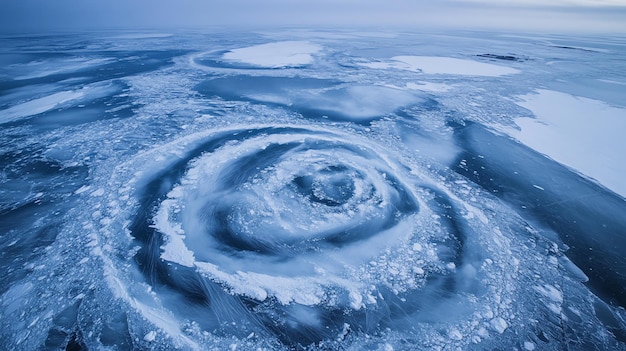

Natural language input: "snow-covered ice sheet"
[498,89,626,197]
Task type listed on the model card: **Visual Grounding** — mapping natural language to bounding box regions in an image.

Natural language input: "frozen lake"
[1,29,625,350]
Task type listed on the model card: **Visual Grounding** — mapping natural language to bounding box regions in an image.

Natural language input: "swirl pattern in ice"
[2,31,625,351]
[121,125,480,345]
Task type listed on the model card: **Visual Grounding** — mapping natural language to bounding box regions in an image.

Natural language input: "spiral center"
[293,166,357,207]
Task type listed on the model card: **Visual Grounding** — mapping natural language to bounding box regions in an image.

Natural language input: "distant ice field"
[1,30,625,351]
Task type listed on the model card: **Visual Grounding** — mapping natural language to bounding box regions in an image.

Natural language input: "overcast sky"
[1,0,625,34]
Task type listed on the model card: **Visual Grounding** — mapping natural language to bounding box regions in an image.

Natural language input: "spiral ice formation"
[120,124,493,346]
[2,32,626,351]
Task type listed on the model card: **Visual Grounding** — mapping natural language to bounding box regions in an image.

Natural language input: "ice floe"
[222,41,322,68]
[499,89,626,197]
[362,56,520,76]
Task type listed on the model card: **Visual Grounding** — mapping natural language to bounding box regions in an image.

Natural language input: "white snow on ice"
[362,56,520,76]
[499,89,626,197]
[0,91,85,124]
[0,83,118,124]
[11,57,113,80]
[154,198,196,268]
[222,41,322,68]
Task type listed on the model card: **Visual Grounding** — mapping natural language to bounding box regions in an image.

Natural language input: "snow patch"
[0,82,118,124]
[362,56,519,76]
[194,262,333,306]
[222,41,322,68]
[499,89,626,197]
[154,199,196,268]
[0,91,85,124]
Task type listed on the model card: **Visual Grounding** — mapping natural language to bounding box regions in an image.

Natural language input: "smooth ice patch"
[499,89,626,197]
[0,82,118,124]
[297,85,418,120]
[10,57,113,80]
[0,91,85,124]
[222,41,322,68]
[362,56,519,76]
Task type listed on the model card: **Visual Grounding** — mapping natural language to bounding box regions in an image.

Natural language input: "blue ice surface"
[0,29,625,350]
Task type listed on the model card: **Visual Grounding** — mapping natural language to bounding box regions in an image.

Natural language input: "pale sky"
[1,0,625,33]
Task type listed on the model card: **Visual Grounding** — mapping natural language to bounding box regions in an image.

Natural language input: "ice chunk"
[449,328,463,340]
[490,317,508,334]
[143,331,156,342]
[534,284,563,304]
